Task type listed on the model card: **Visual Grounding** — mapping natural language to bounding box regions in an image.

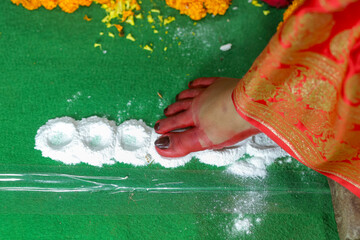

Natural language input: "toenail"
[155,136,170,149]
[154,122,160,131]
[188,80,194,87]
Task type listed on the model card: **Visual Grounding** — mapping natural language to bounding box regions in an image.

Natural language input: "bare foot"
[154,77,261,157]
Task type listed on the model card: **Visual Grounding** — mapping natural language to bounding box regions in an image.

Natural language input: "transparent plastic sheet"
[0,165,338,239]
[0,168,332,214]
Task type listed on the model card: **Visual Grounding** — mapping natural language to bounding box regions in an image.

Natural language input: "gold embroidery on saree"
[233,8,360,189]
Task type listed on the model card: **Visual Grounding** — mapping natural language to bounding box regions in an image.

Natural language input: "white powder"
[67,91,82,103]
[35,116,289,177]
[226,134,289,178]
[229,192,266,236]
[114,119,152,166]
[220,43,232,51]
[233,215,253,234]
[76,117,116,166]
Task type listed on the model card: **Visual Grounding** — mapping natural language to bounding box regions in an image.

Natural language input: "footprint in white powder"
[35,117,83,165]
[118,120,151,151]
[78,116,115,151]
[35,116,289,169]
[46,121,76,149]
[114,120,152,166]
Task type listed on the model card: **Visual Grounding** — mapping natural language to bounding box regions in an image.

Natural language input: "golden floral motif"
[344,73,360,105]
[301,77,337,112]
[234,1,360,191]
[280,13,334,51]
[324,139,358,162]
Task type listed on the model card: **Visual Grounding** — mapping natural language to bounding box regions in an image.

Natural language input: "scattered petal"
[251,0,263,7]
[143,45,153,52]
[147,15,154,23]
[125,15,135,25]
[94,43,102,49]
[126,33,136,41]
[84,15,92,21]
[135,13,143,19]
[164,16,175,25]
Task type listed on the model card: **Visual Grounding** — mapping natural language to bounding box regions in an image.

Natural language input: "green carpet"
[0,1,339,239]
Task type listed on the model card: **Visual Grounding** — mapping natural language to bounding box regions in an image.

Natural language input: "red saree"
[233,0,360,197]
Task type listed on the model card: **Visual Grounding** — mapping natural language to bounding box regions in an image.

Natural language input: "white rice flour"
[35,116,289,178]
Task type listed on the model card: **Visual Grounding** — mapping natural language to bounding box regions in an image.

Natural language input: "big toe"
[155,128,205,158]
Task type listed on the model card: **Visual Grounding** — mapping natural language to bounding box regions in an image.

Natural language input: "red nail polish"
[155,136,170,149]
[188,80,194,88]
[154,122,160,131]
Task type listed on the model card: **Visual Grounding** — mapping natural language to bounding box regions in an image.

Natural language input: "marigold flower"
[78,0,92,6]
[204,0,231,15]
[58,0,79,13]
[11,0,22,5]
[165,0,231,20]
[12,0,231,21]
[41,0,57,10]
[16,0,42,10]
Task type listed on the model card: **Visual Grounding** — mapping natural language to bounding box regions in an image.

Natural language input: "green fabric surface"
[0,0,339,239]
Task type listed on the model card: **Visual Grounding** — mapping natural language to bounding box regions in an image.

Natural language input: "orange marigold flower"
[78,0,92,6]
[58,0,79,13]
[17,0,42,10]
[165,0,231,20]
[41,0,58,10]
[204,0,231,16]
[188,3,207,20]
[11,0,22,5]
[178,1,207,21]
[94,0,111,4]
[165,0,181,9]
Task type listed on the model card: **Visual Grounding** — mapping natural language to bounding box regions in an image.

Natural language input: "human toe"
[155,129,204,157]
[176,88,204,101]
[154,110,194,134]
[188,77,219,88]
[164,99,192,116]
